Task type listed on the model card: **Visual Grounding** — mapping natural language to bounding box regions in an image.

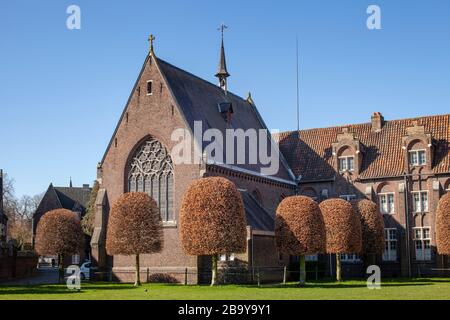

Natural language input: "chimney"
[371,112,385,132]
[83,184,90,189]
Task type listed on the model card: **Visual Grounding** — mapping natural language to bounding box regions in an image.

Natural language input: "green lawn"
[0,279,449,300]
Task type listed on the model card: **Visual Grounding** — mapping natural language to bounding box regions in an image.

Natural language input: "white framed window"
[383,228,397,261]
[413,227,431,261]
[146,80,153,95]
[340,194,356,201]
[412,191,429,213]
[409,150,426,166]
[340,254,360,263]
[379,193,395,214]
[219,253,235,262]
[339,156,355,172]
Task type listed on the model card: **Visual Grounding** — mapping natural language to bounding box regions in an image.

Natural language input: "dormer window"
[409,150,426,166]
[339,156,354,172]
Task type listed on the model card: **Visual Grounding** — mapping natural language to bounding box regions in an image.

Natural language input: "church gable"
[101,53,188,167]
[99,50,199,208]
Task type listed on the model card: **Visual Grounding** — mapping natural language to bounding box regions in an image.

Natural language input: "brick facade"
[92,42,449,283]
[278,113,450,277]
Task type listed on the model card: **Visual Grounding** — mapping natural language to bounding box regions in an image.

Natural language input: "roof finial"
[215,24,230,93]
[246,92,255,106]
[69,177,73,188]
[148,34,156,54]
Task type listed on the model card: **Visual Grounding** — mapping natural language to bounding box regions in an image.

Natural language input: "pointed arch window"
[127,138,174,222]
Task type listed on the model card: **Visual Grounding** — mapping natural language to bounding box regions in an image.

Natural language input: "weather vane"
[218,23,228,38]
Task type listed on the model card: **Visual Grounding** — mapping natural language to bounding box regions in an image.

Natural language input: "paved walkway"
[1,267,59,286]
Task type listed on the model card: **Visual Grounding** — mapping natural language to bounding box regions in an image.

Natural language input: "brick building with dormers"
[277,112,450,277]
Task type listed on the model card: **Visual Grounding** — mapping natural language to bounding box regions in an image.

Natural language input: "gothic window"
[128,138,174,222]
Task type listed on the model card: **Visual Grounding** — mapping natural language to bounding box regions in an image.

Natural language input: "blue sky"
[1,0,450,197]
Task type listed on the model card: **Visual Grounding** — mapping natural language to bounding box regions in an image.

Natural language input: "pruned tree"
[35,209,84,283]
[320,198,362,282]
[106,192,163,286]
[81,180,100,236]
[351,199,384,266]
[275,196,326,286]
[436,192,450,255]
[180,177,247,286]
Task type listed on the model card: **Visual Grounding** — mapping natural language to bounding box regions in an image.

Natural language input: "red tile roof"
[276,114,450,181]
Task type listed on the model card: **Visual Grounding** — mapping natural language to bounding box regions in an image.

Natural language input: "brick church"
[91,34,450,283]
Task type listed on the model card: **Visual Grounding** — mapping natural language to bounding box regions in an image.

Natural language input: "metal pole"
[296,36,300,134]
[283,266,287,284]
[404,174,412,277]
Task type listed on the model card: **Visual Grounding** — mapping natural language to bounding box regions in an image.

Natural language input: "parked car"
[80,261,91,280]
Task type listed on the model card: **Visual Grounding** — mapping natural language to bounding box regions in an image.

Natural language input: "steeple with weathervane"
[215,24,230,93]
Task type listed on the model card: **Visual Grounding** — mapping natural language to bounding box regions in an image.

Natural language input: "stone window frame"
[379,192,395,215]
[146,80,153,96]
[408,149,427,167]
[413,226,432,261]
[338,155,355,173]
[411,190,429,213]
[382,228,398,262]
[127,137,174,223]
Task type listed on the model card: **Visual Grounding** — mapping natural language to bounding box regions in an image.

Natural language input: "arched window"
[444,179,450,193]
[127,138,174,222]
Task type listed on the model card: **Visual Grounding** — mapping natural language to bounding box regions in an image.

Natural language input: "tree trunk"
[299,254,306,287]
[58,254,64,284]
[134,254,141,287]
[211,255,218,286]
[336,254,342,282]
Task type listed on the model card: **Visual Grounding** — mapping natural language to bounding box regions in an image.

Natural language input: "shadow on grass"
[0,283,137,295]
[239,278,445,290]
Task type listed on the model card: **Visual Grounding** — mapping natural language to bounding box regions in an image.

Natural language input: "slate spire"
[215,24,230,92]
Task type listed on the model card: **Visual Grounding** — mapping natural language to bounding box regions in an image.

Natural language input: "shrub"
[351,199,384,255]
[180,177,247,285]
[320,198,362,281]
[275,196,326,286]
[35,209,84,282]
[436,192,450,255]
[106,192,163,286]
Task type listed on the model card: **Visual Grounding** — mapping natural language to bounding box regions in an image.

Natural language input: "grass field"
[0,278,449,300]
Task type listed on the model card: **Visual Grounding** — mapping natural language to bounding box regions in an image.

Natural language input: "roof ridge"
[156,57,250,105]
[279,113,450,136]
